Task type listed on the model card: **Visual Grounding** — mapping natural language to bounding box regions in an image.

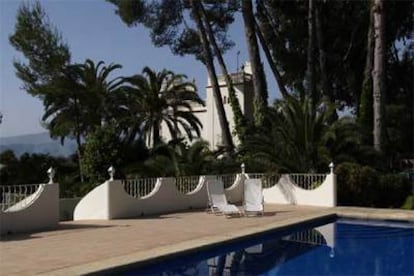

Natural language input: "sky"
[0,0,279,138]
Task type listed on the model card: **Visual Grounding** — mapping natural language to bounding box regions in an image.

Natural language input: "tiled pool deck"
[1,204,413,275]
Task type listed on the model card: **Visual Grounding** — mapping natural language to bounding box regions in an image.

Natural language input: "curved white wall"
[224,174,245,204]
[74,175,244,220]
[263,173,337,207]
[0,183,59,235]
[74,172,336,220]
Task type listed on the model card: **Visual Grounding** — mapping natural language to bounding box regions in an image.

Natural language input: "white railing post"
[241,163,245,174]
[108,166,115,181]
[47,167,55,184]
[329,162,337,207]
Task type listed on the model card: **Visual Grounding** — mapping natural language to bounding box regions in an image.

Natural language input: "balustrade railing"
[0,184,41,212]
[288,174,326,190]
[122,178,158,198]
[247,174,281,188]
[175,176,201,194]
[216,174,237,189]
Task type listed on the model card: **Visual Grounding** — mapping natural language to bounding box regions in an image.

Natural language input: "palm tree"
[143,139,214,177]
[242,96,335,173]
[274,96,334,172]
[42,59,125,181]
[43,59,125,143]
[74,59,127,128]
[123,67,204,147]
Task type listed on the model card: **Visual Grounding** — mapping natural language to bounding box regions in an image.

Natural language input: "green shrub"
[376,174,411,208]
[336,162,376,206]
[82,126,120,183]
[401,195,414,210]
[336,162,411,208]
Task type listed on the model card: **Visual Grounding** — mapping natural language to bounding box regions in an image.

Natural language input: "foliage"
[336,162,411,207]
[9,1,70,96]
[257,0,412,110]
[1,150,56,185]
[401,196,414,210]
[109,0,238,153]
[122,67,204,146]
[0,150,88,197]
[108,0,238,61]
[81,126,121,184]
[42,59,126,145]
[140,139,214,177]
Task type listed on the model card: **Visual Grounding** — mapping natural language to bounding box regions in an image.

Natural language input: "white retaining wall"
[74,175,244,220]
[262,172,337,207]
[0,183,60,235]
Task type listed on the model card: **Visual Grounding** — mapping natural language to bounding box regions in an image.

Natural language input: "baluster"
[129,180,132,197]
[139,179,142,197]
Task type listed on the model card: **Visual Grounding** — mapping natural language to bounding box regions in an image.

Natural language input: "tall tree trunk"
[255,16,289,99]
[305,0,316,103]
[75,136,84,183]
[153,118,161,146]
[372,0,385,152]
[199,3,247,143]
[73,95,84,183]
[359,0,375,143]
[315,3,337,121]
[191,0,234,152]
[241,0,268,128]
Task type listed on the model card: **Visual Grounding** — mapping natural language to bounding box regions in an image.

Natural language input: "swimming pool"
[124,218,414,275]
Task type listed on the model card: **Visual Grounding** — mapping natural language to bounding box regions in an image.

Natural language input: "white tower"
[203,62,254,149]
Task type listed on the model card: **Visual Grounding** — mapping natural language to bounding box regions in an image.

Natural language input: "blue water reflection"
[128,220,414,276]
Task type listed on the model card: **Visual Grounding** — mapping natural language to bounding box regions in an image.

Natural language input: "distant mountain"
[0,132,77,157]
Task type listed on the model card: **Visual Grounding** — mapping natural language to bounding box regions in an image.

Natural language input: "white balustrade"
[74,163,337,220]
[216,174,237,189]
[288,174,327,190]
[247,174,281,188]
[122,178,158,198]
[175,176,201,194]
[0,184,41,212]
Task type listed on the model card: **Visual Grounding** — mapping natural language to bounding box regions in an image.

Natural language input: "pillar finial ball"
[329,162,334,173]
[108,166,115,181]
[47,167,55,184]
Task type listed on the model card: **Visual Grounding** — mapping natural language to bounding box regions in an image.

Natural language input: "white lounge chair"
[244,178,264,216]
[207,179,241,217]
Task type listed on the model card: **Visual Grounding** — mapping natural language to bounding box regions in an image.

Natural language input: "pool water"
[126,219,414,275]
